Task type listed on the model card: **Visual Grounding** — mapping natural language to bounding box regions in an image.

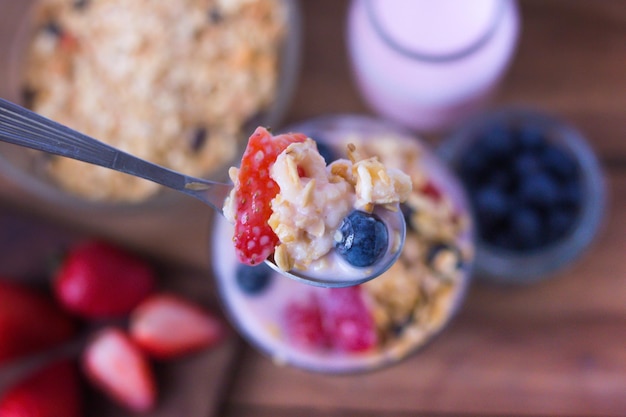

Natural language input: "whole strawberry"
[0,359,82,417]
[53,239,155,319]
[0,280,77,365]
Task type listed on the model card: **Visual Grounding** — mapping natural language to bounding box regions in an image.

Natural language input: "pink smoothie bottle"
[347,0,520,133]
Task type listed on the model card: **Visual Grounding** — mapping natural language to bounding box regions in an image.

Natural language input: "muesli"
[22,0,288,201]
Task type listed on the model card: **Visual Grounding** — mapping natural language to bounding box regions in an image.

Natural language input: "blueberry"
[558,180,582,209]
[426,243,462,273]
[518,173,559,208]
[487,166,515,192]
[486,227,517,250]
[458,148,490,187]
[474,186,510,223]
[475,124,517,161]
[509,208,543,250]
[235,263,273,295]
[43,21,63,37]
[208,7,223,24]
[298,131,339,163]
[473,186,511,242]
[514,151,543,178]
[547,209,577,242]
[334,210,388,267]
[21,87,37,109]
[516,124,546,151]
[314,141,338,164]
[189,126,208,152]
[541,144,579,180]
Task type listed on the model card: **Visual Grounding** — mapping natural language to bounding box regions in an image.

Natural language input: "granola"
[21,0,288,202]
[267,139,411,270]
[344,133,473,358]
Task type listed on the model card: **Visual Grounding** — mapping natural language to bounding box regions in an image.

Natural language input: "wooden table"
[1,1,625,416]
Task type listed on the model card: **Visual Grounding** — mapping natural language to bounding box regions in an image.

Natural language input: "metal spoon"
[0,98,405,287]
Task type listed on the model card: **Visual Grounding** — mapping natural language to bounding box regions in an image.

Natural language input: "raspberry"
[283,294,328,349]
[282,287,377,353]
[232,127,306,265]
[319,287,378,352]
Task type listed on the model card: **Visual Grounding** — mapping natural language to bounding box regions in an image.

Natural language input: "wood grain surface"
[0,1,625,416]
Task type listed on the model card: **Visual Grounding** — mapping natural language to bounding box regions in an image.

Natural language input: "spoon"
[0,98,405,287]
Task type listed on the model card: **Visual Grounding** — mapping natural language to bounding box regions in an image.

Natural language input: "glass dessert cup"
[438,107,606,284]
[0,0,302,212]
[210,115,475,373]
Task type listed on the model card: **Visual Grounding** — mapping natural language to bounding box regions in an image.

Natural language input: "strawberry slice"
[232,127,306,265]
[129,293,225,359]
[0,359,82,417]
[82,327,156,413]
[0,280,77,365]
[53,239,156,319]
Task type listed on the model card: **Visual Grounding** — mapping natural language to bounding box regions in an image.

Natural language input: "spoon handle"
[0,98,231,211]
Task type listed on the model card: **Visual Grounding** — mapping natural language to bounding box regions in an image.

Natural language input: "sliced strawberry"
[53,239,156,319]
[318,287,378,352]
[0,280,77,365]
[283,293,329,349]
[232,127,307,265]
[0,359,82,417]
[82,327,156,413]
[129,293,225,359]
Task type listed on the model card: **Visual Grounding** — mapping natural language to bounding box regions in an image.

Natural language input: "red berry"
[282,287,377,353]
[0,359,82,417]
[319,287,378,352]
[283,293,328,349]
[53,239,156,319]
[129,293,226,359]
[0,280,77,365]
[421,180,442,201]
[232,127,306,265]
[82,327,156,413]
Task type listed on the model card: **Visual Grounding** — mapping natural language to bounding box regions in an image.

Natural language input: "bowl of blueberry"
[438,107,606,284]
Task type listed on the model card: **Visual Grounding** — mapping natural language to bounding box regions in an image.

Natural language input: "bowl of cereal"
[210,114,475,373]
[438,107,606,284]
[0,0,301,210]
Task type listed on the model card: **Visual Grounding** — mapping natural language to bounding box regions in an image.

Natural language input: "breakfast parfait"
[222,126,412,284]
[212,116,474,373]
[20,0,289,202]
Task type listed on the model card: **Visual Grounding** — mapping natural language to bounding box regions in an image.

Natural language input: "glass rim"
[363,0,509,63]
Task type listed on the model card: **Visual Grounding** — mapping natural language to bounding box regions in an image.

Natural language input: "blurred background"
[0,0,625,416]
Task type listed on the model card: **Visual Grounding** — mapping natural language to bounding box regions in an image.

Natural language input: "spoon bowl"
[0,98,405,287]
